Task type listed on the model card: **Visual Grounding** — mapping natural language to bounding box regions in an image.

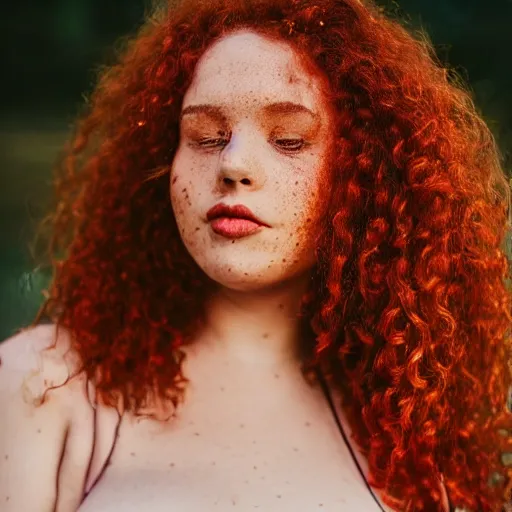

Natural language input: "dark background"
[1,0,511,341]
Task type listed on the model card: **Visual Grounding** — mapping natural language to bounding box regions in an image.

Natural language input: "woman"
[1,0,512,510]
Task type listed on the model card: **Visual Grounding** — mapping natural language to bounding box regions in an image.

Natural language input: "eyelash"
[194,137,307,153]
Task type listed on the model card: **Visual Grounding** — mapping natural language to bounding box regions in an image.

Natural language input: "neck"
[198,274,313,370]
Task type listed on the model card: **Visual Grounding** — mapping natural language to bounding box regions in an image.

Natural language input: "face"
[170,29,335,292]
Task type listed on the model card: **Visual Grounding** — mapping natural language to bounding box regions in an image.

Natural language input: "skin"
[170,29,336,369]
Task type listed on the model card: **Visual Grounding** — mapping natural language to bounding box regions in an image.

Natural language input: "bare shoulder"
[0,323,92,407]
[0,323,95,511]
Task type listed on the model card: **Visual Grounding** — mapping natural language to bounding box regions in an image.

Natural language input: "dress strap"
[315,368,386,511]
[315,368,452,512]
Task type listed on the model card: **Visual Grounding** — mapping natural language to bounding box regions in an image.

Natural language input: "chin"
[199,262,311,294]
[201,267,275,292]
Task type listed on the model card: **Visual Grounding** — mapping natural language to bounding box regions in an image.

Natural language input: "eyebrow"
[180,101,319,122]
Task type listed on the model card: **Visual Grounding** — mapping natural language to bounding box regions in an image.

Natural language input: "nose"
[220,172,252,186]
[216,133,265,190]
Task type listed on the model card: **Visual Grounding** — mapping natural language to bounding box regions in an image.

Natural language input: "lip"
[206,202,270,239]
[210,217,264,239]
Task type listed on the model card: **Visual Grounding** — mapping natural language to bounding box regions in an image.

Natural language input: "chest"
[79,374,389,511]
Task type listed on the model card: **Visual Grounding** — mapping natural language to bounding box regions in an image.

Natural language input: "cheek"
[272,177,325,264]
[169,171,198,237]
[169,149,203,210]
[288,172,327,226]
[290,173,330,253]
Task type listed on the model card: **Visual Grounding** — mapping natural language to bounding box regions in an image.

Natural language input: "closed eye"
[192,137,308,153]
[196,137,226,148]
[274,138,306,151]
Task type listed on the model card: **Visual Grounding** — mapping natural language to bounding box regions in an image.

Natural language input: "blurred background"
[0,0,511,340]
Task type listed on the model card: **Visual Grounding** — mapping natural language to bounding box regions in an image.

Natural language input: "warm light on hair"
[25,0,512,509]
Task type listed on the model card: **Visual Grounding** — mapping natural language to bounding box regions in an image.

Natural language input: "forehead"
[182,30,327,113]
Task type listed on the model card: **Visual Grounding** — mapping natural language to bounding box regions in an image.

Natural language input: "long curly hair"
[25,0,512,509]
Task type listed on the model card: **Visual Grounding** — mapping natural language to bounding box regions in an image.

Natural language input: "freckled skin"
[170,30,335,293]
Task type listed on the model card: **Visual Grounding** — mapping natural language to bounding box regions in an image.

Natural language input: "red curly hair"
[25,0,512,509]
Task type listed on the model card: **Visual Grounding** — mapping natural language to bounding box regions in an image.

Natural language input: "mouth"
[209,217,264,239]
[206,202,269,239]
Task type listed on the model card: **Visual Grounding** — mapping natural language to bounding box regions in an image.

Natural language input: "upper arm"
[0,324,95,512]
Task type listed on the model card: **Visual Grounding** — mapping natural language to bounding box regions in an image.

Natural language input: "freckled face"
[170,30,335,292]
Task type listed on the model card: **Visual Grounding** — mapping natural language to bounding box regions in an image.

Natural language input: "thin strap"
[316,368,455,512]
[315,368,386,512]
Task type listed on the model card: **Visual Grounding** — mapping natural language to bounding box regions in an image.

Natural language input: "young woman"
[1,0,512,510]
